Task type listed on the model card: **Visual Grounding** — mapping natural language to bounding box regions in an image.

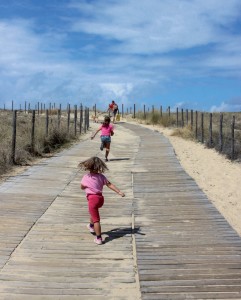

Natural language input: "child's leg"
[105,143,110,160]
[94,222,101,236]
[88,195,104,236]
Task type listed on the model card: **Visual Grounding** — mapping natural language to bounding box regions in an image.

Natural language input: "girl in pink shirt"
[91,116,114,162]
[79,156,125,245]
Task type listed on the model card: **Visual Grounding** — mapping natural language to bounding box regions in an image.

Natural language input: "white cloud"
[70,0,241,54]
[211,101,241,112]
[0,0,241,111]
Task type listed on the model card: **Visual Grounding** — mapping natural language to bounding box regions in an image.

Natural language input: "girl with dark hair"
[79,156,125,245]
[91,116,114,162]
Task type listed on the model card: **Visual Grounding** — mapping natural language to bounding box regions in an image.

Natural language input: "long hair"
[78,156,109,173]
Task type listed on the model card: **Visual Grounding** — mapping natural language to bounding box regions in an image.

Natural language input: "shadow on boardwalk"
[103,227,145,244]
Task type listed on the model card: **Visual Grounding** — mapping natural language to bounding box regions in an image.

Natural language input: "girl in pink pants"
[79,156,125,245]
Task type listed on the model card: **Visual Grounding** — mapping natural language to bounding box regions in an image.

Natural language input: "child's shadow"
[102,227,145,244]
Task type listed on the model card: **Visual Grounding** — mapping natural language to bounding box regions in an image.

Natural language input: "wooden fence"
[1,102,240,161]
[130,104,240,161]
[1,104,89,165]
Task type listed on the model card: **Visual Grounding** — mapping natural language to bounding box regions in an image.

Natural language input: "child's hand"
[91,136,94,140]
[118,191,125,197]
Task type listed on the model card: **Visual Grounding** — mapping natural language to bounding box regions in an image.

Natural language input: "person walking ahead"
[79,156,125,245]
[91,116,114,162]
[108,100,119,123]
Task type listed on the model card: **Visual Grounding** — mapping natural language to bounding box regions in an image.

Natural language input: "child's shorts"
[87,194,104,223]
[101,135,111,144]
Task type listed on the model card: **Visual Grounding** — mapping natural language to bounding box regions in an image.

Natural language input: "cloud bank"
[0,0,240,111]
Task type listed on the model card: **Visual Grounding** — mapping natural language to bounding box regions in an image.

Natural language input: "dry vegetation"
[133,110,241,161]
[0,110,85,176]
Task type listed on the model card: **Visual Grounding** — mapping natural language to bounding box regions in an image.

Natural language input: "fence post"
[74,105,77,136]
[181,109,184,128]
[219,113,223,152]
[195,111,198,139]
[67,104,70,134]
[87,108,90,129]
[176,108,179,127]
[201,112,204,143]
[121,104,124,118]
[168,106,170,118]
[84,108,87,133]
[209,113,213,147]
[80,104,83,134]
[45,109,49,136]
[231,115,235,160]
[160,106,162,118]
[186,109,188,125]
[11,110,17,164]
[133,104,136,119]
[191,110,193,130]
[31,110,36,153]
[144,105,146,119]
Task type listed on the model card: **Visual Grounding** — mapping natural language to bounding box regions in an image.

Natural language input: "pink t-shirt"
[81,173,108,195]
[99,124,114,136]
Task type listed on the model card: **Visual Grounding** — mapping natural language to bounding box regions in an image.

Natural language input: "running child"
[79,156,125,245]
[91,116,114,162]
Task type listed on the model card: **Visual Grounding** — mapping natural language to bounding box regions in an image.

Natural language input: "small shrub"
[43,129,70,153]
[171,125,195,140]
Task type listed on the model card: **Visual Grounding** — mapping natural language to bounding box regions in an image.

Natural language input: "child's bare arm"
[106,181,125,197]
[91,128,101,139]
[80,184,86,190]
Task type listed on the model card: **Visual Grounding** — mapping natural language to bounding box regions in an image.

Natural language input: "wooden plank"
[123,123,241,300]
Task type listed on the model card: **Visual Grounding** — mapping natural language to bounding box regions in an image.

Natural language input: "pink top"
[81,173,108,195]
[99,124,114,136]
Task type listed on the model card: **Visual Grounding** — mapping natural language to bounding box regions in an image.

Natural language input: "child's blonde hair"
[78,156,109,173]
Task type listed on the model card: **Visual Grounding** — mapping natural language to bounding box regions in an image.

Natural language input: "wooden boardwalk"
[0,122,241,299]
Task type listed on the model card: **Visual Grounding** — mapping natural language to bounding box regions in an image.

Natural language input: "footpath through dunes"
[0,123,140,300]
[124,123,241,300]
[0,121,240,300]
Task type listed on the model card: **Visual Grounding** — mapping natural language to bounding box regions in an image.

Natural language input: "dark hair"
[78,156,109,173]
[103,116,111,123]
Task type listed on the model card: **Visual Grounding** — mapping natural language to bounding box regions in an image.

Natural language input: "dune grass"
[0,110,85,176]
[133,110,241,161]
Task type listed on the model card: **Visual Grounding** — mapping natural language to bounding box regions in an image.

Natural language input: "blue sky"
[0,0,241,112]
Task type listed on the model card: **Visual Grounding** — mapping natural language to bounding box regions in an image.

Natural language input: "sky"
[0,0,241,112]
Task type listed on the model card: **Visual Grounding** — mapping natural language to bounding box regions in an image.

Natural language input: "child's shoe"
[100,143,104,151]
[94,237,103,245]
[87,224,95,233]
